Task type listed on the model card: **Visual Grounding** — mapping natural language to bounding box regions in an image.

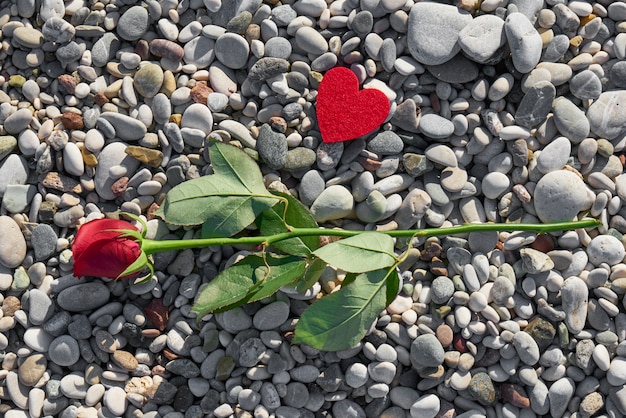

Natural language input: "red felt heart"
[316,67,390,143]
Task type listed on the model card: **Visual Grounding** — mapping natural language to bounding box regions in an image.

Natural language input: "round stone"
[587,235,625,266]
[116,6,149,41]
[410,334,444,368]
[309,185,354,223]
[134,63,164,98]
[430,276,455,304]
[533,170,594,223]
[48,335,80,367]
[215,33,250,69]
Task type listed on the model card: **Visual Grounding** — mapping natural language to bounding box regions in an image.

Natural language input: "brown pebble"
[40,172,82,194]
[269,117,287,133]
[531,233,555,253]
[356,156,382,171]
[141,329,162,338]
[149,39,184,61]
[111,176,129,196]
[59,112,84,130]
[190,82,213,104]
[145,298,169,332]
[429,257,448,276]
[421,241,442,260]
[135,39,150,60]
[453,333,468,353]
[93,92,109,106]
[436,324,454,347]
[163,349,178,361]
[112,350,139,372]
[2,296,21,317]
[500,383,530,408]
[57,74,77,94]
[151,365,167,376]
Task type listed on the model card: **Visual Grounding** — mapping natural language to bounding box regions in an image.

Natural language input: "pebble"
[309,185,354,223]
[458,15,505,64]
[407,3,472,65]
[257,124,287,170]
[56,283,110,312]
[587,235,625,266]
[533,170,594,223]
[410,334,444,368]
[552,97,589,143]
[0,216,27,268]
[504,13,542,73]
[587,91,626,139]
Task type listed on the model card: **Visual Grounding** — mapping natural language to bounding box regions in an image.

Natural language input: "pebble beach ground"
[2,0,626,417]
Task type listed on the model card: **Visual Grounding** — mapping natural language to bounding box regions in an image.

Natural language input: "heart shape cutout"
[316,67,390,143]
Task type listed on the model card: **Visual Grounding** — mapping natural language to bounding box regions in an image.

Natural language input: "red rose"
[72,219,143,279]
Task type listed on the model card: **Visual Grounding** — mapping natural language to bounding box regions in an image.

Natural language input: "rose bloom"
[72,219,142,279]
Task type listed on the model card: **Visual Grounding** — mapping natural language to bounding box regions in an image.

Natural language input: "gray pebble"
[48,335,80,367]
[117,6,149,41]
[257,124,287,170]
[407,2,472,65]
[56,282,110,312]
[368,131,404,155]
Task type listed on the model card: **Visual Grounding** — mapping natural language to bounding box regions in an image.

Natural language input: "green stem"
[141,219,601,255]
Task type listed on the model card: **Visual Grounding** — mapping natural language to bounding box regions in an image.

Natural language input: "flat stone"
[548,378,575,417]
[570,70,602,100]
[552,98,589,143]
[587,91,626,139]
[48,335,80,367]
[419,114,454,139]
[56,282,111,312]
[309,185,354,223]
[587,235,625,266]
[253,301,289,331]
[512,331,540,365]
[257,124,287,170]
[458,14,506,64]
[504,13,542,73]
[28,288,54,326]
[183,36,216,69]
[533,170,594,223]
[468,372,496,406]
[94,142,140,200]
[368,131,404,155]
[215,33,250,69]
[134,63,163,98]
[536,136,571,173]
[18,354,47,387]
[407,2,472,65]
[410,334,444,368]
[4,108,33,134]
[561,277,588,334]
[116,6,149,41]
[515,80,555,128]
[98,113,147,141]
[0,215,26,268]
[426,54,479,84]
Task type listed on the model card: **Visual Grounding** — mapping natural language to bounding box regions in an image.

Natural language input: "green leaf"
[293,268,398,351]
[154,142,282,237]
[257,192,319,256]
[312,232,397,273]
[296,258,327,292]
[117,251,150,279]
[191,253,305,317]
